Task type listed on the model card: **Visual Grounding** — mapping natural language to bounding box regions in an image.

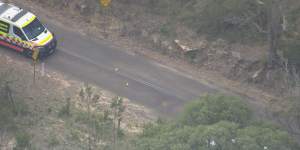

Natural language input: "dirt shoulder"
[0,51,155,149]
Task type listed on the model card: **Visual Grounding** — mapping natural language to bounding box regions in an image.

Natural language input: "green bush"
[132,94,299,150]
[160,23,174,37]
[14,131,31,150]
[58,98,71,118]
[237,125,298,150]
[134,120,299,150]
[281,40,300,68]
[180,94,251,126]
[48,134,60,148]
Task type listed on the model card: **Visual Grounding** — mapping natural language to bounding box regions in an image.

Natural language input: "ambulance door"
[11,26,27,41]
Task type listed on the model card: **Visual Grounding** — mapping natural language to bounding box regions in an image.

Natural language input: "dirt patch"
[0,53,155,149]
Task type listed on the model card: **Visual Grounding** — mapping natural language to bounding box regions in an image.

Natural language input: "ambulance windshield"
[22,18,45,40]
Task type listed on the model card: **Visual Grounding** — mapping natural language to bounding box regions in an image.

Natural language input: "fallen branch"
[174,40,195,53]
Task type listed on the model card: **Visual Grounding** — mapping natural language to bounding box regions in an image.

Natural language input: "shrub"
[132,94,299,150]
[176,0,267,41]
[14,131,31,150]
[58,98,71,118]
[281,39,300,69]
[48,134,60,148]
[180,94,251,126]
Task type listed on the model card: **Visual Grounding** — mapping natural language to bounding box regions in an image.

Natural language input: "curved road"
[47,20,220,116]
[1,17,218,117]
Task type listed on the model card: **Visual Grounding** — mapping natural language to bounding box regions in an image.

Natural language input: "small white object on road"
[114,68,119,72]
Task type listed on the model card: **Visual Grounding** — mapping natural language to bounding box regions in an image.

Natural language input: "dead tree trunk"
[267,0,282,68]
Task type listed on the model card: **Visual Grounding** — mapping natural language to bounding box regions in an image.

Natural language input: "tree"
[132,94,299,150]
[111,96,126,149]
[236,123,299,150]
[180,95,251,126]
[133,120,299,150]
[79,84,100,150]
[267,0,282,68]
[188,121,239,150]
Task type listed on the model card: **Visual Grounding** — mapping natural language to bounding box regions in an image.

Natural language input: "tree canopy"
[180,95,251,126]
[132,95,299,150]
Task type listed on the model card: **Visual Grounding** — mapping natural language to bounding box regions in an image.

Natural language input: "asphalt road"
[47,20,222,116]
[1,19,218,117]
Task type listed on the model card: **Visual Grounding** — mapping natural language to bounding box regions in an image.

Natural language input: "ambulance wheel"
[23,49,33,58]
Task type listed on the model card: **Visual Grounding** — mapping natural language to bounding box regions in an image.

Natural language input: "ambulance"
[0,2,56,58]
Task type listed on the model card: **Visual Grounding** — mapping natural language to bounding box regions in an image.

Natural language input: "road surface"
[48,20,220,116]
[1,17,219,117]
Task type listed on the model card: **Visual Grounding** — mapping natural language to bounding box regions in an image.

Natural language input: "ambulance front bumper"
[38,36,57,57]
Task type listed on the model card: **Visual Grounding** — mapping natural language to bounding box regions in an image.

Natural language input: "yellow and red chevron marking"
[0,33,35,52]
